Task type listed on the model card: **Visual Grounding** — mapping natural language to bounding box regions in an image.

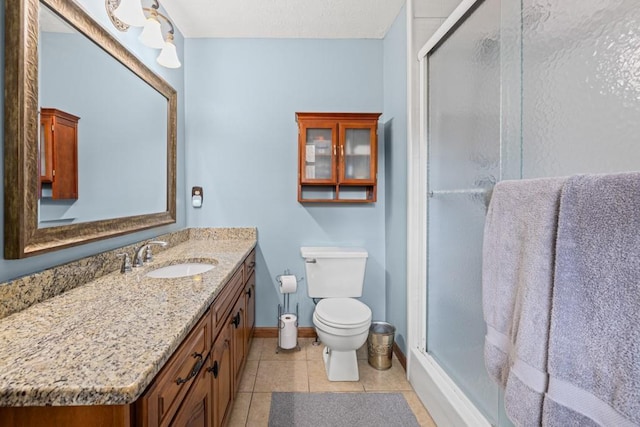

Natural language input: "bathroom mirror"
[4,0,177,258]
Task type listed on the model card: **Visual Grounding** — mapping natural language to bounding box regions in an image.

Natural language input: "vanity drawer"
[138,310,211,427]
[244,250,256,281]
[212,268,244,336]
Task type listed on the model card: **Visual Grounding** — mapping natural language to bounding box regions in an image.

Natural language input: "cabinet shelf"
[296,112,381,203]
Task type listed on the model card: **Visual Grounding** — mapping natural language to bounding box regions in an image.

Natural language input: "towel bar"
[428,188,488,197]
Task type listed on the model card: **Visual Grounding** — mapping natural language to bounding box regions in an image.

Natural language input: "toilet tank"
[300,247,368,298]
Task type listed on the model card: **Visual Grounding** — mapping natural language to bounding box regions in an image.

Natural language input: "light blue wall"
[383,6,408,353]
[0,0,186,282]
[184,38,385,327]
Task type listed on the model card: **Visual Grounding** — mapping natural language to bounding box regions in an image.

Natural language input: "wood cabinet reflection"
[39,108,79,200]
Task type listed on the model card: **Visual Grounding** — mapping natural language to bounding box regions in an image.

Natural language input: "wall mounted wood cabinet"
[40,108,80,200]
[296,112,381,203]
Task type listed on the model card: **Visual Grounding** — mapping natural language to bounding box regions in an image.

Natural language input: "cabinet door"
[230,297,245,390]
[338,121,377,184]
[299,120,337,184]
[209,326,233,427]
[51,115,79,199]
[170,354,212,427]
[244,271,256,351]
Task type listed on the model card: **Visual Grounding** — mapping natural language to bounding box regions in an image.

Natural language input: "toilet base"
[323,346,359,381]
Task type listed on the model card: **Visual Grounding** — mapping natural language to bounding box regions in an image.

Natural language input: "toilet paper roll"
[279,275,297,294]
[279,314,297,349]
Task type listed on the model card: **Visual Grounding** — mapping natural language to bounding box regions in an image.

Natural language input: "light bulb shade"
[113,0,146,27]
[139,17,165,49]
[157,39,181,68]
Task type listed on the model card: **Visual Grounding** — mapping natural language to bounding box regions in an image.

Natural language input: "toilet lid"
[315,298,371,327]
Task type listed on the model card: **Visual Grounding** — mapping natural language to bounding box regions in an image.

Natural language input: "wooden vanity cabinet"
[39,108,79,200]
[296,112,381,203]
[148,248,256,427]
[0,249,256,427]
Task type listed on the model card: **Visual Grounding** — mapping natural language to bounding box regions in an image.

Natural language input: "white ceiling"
[159,0,406,39]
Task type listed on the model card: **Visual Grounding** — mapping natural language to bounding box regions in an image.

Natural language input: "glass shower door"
[422,0,639,425]
[425,0,505,423]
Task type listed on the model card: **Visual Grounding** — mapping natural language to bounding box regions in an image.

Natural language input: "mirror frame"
[4,0,177,259]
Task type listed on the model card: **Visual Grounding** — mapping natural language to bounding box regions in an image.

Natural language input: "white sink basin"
[146,262,216,279]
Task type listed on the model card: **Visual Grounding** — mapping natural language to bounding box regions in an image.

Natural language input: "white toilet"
[301,246,372,381]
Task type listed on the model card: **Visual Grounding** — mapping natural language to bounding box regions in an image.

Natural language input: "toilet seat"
[314,298,371,334]
[315,298,371,326]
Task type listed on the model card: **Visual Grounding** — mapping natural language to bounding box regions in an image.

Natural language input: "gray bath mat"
[268,392,420,426]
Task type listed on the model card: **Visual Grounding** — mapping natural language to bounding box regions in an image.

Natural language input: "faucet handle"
[117,253,132,273]
[144,241,168,263]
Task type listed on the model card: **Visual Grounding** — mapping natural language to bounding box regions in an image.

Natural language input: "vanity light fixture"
[112,0,146,27]
[157,33,181,68]
[106,0,181,68]
[139,8,165,49]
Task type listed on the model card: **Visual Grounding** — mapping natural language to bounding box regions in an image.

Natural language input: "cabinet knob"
[231,312,241,328]
[246,288,252,298]
[207,360,219,379]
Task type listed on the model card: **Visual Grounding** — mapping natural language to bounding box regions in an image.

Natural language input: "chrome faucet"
[117,253,132,273]
[133,240,167,268]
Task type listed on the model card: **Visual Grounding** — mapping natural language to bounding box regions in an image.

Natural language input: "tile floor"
[227,337,437,426]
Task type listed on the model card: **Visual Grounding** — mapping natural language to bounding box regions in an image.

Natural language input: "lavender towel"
[482,177,566,394]
[543,173,640,426]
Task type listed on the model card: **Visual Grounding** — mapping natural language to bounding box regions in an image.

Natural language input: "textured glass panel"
[500,0,523,181]
[428,194,498,420]
[426,0,502,423]
[344,128,371,179]
[522,0,640,177]
[425,1,640,425]
[305,129,332,180]
[428,2,501,191]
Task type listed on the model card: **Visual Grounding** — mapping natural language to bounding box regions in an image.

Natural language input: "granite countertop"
[0,233,256,407]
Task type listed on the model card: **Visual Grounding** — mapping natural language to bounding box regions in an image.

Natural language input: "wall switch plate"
[192,186,203,208]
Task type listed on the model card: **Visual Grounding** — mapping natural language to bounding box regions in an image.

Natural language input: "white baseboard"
[408,348,491,427]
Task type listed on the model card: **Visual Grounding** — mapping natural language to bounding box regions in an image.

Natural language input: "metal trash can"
[367,322,395,370]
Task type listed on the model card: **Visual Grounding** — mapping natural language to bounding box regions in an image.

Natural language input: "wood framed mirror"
[4,0,177,259]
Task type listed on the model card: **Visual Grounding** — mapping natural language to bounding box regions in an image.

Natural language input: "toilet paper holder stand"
[276,270,303,353]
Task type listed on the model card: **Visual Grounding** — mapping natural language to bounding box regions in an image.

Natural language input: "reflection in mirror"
[38,4,167,227]
[3,0,177,258]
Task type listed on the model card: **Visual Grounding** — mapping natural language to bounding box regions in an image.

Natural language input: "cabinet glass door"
[300,123,336,183]
[340,123,375,183]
